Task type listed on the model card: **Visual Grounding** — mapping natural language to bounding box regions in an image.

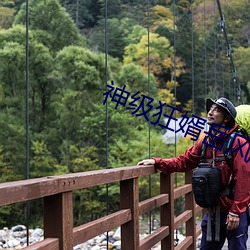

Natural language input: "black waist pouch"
[192,163,221,208]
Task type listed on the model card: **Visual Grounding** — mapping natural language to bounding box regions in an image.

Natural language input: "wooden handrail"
[23,238,59,250]
[0,165,155,206]
[73,209,132,245]
[0,165,203,250]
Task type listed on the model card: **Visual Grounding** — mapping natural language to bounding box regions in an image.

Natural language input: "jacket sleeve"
[153,139,203,174]
[229,136,250,215]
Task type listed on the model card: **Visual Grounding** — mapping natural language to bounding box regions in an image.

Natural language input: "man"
[138,97,250,250]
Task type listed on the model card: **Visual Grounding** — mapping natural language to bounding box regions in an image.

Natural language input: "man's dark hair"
[221,109,235,128]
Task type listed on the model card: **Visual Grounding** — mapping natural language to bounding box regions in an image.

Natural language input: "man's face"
[207,104,226,126]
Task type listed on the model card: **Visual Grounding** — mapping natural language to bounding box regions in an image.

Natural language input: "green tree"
[0,39,27,180]
[117,63,157,95]
[14,0,84,52]
[0,25,56,132]
[222,0,250,46]
[0,41,25,101]
[30,141,57,177]
[43,46,107,166]
[0,112,26,180]
[124,32,185,97]
[149,5,174,32]
[124,24,147,45]
[61,0,101,28]
[234,46,250,102]
[87,17,137,60]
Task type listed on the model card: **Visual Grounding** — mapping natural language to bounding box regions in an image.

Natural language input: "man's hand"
[137,159,155,166]
[226,213,240,230]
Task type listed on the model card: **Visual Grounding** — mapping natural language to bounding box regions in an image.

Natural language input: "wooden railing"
[0,165,203,250]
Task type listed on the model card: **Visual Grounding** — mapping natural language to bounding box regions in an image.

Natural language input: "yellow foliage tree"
[124,31,185,108]
[234,47,250,86]
[148,5,174,32]
[0,7,15,29]
[158,80,180,108]
[124,32,185,83]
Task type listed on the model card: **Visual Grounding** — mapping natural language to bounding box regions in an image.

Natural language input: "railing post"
[160,173,174,250]
[44,192,73,250]
[120,178,139,250]
[185,171,196,250]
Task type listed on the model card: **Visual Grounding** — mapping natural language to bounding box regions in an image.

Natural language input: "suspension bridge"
[1,165,249,249]
[0,165,205,249]
[0,0,249,249]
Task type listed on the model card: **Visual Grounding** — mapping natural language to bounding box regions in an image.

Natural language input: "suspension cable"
[228,64,231,100]
[216,0,242,104]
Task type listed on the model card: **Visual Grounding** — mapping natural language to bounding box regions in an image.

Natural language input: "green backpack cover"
[235,105,250,137]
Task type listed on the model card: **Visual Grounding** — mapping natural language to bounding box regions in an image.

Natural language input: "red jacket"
[154,124,250,216]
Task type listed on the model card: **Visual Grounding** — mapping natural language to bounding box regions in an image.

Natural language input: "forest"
[0,0,249,228]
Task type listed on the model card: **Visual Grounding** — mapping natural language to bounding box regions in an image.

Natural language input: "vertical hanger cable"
[25,0,30,245]
[173,0,179,245]
[213,0,217,96]
[147,0,152,234]
[204,0,207,98]
[191,0,195,114]
[104,0,109,247]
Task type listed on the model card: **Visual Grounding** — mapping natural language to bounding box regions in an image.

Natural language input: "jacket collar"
[226,123,239,136]
[207,123,239,141]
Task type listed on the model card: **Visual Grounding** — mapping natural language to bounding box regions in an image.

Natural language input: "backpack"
[191,133,237,242]
[192,104,250,208]
[235,105,250,137]
[192,105,250,241]
[191,133,235,208]
[192,162,221,208]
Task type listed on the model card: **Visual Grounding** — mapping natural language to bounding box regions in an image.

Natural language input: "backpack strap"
[202,132,237,242]
[201,138,227,163]
[201,139,222,242]
[206,209,212,241]
[222,132,236,171]
[201,132,236,169]
[200,139,208,163]
[215,203,220,242]
[222,132,237,200]
[206,205,221,242]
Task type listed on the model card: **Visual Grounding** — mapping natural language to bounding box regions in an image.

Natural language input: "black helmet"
[206,97,237,120]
